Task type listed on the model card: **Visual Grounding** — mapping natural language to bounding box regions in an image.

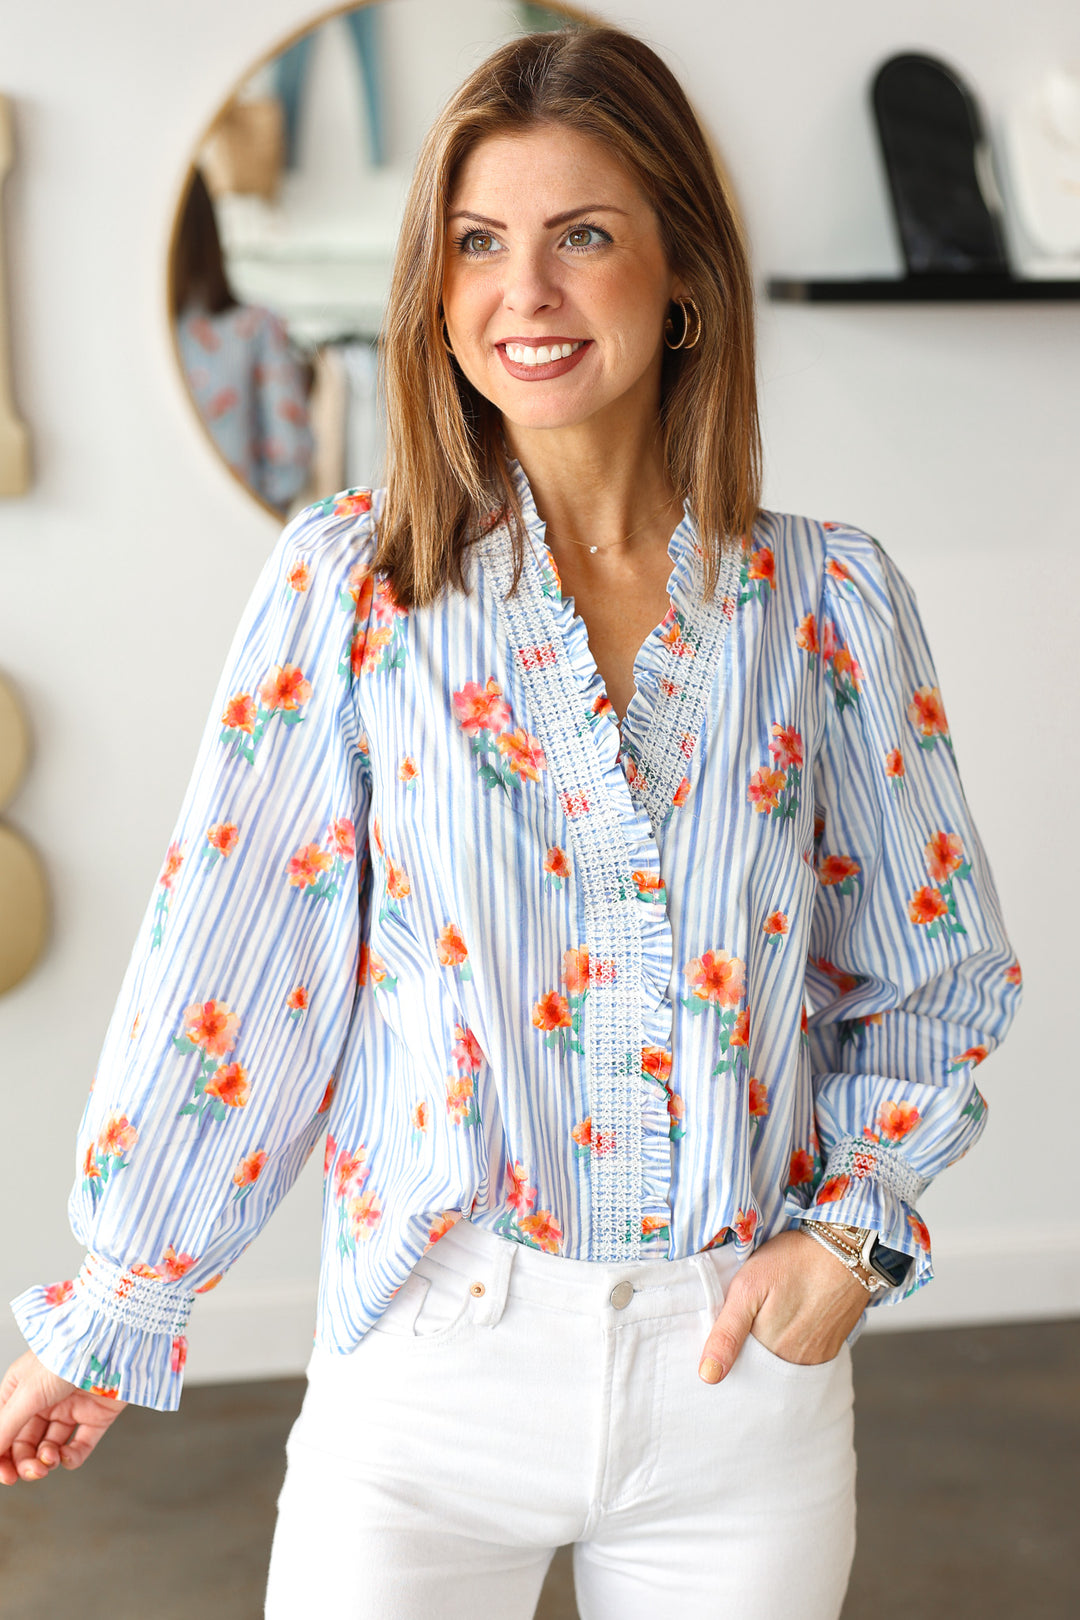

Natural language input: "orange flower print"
[810,956,861,997]
[195,1273,223,1294]
[411,1100,429,1134]
[659,603,691,657]
[684,950,749,1079]
[747,765,786,815]
[787,1148,815,1187]
[506,1159,538,1215]
[518,1209,563,1254]
[641,1045,673,1084]
[814,1174,851,1204]
[385,857,410,899]
[348,1190,382,1242]
[152,841,185,948]
[741,545,775,601]
[641,1214,670,1244]
[762,910,788,944]
[631,868,667,905]
[532,990,575,1052]
[97,1113,138,1160]
[398,755,419,787]
[748,1076,769,1119]
[82,1143,100,1182]
[158,1245,197,1282]
[367,949,398,992]
[1004,960,1022,988]
[908,884,948,927]
[452,677,512,736]
[285,559,309,593]
[820,623,861,714]
[329,818,356,859]
[769,724,803,771]
[452,1023,485,1075]
[203,821,238,869]
[885,748,905,780]
[221,693,256,736]
[170,1336,188,1375]
[907,684,950,750]
[733,1207,758,1245]
[44,1280,74,1307]
[232,1149,267,1195]
[665,1089,685,1141]
[795,612,819,655]
[317,1076,336,1114]
[330,488,373,518]
[876,1099,921,1141]
[204,1062,250,1109]
[562,947,590,996]
[684,949,745,1009]
[703,1226,731,1251]
[817,853,861,896]
[497,727,548,783]
[571,1117,616,1157]
[949,1045,989,1070]
[333,1148,368,1201]
[285,985,308,1020]
[925,830,964,885]
[907,1212,931,1250]
[425,1211,461,1249]
[323,1134,338,1176]
[672,775,692,808]
[259,664,312,712]
[558,788,592,818]
[79,1353,121,1399]
[446,1074,479,1126]
[825,557,853,588]
[544,845,571,889]
[182,999,239,1059]
[287,843,333,890]
[437,923,471,981]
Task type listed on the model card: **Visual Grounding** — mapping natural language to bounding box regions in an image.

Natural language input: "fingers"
[0,1351,81,1485]
[698,1271,762,1384]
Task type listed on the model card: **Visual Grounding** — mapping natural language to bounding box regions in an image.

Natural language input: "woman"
[0,25,1019,1620]
[173,167,314,515]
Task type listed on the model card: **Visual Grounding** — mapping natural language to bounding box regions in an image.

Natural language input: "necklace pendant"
[589,544,598,553]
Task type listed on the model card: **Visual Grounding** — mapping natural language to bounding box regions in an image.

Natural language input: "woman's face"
[442,123,683,440]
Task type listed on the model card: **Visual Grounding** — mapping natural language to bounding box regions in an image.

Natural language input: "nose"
[501,247,563,320]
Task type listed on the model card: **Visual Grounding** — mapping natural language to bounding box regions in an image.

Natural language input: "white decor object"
[1000,65,1080,277]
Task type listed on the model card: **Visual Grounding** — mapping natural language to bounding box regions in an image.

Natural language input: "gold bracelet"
[801,1220,887,1293]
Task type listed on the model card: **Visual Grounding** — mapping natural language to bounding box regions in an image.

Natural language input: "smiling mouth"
[501,340,586,367]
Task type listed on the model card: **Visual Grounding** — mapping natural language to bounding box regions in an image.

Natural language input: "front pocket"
[368,1260,472,1342]
[744,1328,846,1379]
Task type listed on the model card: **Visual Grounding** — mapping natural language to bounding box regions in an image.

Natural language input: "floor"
[1,1318,1076,1619]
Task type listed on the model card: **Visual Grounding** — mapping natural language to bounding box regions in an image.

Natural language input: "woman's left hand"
[698,1228,869,1382]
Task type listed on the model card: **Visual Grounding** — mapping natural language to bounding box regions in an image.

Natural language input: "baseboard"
[5,1234,1079,1389]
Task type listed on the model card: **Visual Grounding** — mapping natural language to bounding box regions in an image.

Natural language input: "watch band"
[801,1220,889,1293]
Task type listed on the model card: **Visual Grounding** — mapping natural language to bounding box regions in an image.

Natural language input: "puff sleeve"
[10,494,377,1407]
[794,525,1022,1305]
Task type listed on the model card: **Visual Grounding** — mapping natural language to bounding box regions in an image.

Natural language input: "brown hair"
[376,23,761,608]
[171,168,238,319]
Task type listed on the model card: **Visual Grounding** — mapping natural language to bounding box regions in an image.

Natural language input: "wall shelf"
[765,273,1080,303]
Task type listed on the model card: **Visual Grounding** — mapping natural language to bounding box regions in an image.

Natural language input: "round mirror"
[167,1,594,519]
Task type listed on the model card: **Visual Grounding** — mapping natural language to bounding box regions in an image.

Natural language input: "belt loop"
[689,1250,726,1321]
[471,1231,516,1326]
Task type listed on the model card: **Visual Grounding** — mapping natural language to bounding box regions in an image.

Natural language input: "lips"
[495,339,592,382]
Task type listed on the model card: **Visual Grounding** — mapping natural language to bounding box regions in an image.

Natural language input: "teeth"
[504,341,583,366]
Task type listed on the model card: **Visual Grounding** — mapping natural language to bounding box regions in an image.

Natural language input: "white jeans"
[264,1220,856,1619]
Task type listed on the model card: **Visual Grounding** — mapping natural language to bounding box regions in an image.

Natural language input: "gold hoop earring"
[664,296,702,351]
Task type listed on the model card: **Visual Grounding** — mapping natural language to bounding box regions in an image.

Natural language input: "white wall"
[1,0,1077,1387]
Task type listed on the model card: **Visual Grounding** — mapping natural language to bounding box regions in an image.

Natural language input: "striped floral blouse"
[12,462,1020,1410]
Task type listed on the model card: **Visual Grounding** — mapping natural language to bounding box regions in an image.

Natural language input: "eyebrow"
[446,204,628,230]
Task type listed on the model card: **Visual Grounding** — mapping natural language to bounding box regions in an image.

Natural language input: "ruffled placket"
[476,464,742,1262]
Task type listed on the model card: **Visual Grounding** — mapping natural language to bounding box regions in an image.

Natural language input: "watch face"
[869,1240,915,1287]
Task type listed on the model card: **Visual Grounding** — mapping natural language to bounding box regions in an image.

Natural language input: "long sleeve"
[11,497,374,1407]
[252,310,314,514]
[792,525,1022,1304]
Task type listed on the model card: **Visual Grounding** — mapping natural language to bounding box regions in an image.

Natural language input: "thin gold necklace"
[544,495,680,555]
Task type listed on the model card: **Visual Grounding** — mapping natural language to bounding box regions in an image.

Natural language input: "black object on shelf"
[766,273,1080,302]
[766,51,1080,303]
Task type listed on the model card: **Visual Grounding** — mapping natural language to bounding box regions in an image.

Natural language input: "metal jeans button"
[609,1281,634,1309]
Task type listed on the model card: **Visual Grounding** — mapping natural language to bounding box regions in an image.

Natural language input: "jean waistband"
[418,1217,742,1323]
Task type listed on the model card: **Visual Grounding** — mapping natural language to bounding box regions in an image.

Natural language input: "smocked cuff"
[783,1135,933,1309]
[10,1253,196,1411]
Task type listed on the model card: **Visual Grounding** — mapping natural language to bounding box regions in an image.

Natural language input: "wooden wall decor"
[0,94,30,495]
[0,673,48,994]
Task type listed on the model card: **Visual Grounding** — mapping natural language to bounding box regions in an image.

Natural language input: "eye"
[563,223,612,252]
[454,229,502,257]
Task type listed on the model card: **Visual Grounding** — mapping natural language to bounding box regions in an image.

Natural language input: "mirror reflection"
[169,1,577,516]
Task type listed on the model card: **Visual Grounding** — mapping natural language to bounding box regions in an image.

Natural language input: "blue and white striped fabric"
[12,463,1021,1409]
